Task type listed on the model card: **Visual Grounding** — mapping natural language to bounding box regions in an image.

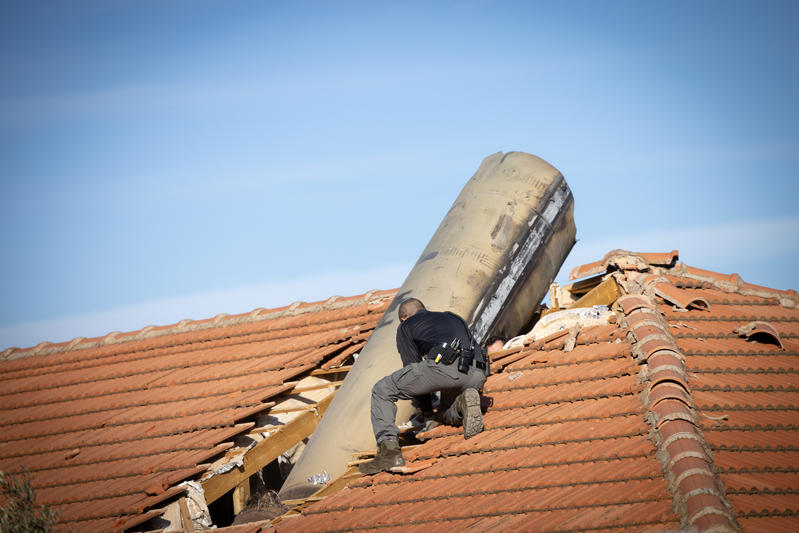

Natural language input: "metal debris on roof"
[306,471,331,485]
[505,304,613,348]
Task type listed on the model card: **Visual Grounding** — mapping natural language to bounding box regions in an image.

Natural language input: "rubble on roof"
[504,305,614,349]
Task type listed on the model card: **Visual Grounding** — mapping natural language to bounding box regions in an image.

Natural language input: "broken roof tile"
[569,249,679,280]
[734,320,785,350]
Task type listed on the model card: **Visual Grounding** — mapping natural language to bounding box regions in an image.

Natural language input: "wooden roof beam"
[200,392,335,505]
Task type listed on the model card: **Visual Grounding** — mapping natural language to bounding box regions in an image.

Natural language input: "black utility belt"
[426,353,485,368]
[426,338,489,375]
[426,339,462,365]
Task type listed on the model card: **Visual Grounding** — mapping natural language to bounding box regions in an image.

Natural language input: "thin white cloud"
[0,263,410,351]
[4,214,798,351]
[0,81,261,126]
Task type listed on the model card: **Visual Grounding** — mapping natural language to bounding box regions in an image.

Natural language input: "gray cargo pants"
[370,358,487,444]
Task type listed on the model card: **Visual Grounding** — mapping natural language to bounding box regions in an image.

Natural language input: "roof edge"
[568,249,798,309]
[672,263,799,308]
[1,289,397,361]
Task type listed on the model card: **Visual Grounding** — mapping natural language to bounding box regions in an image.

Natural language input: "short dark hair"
[485,335,505,347]
[398,298,425,320]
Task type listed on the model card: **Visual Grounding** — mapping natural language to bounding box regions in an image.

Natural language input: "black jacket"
[395,310,480,367]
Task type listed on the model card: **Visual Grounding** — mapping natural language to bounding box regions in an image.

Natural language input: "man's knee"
[372,375,397,402]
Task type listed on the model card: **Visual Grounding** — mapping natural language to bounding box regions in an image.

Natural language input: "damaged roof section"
[272,251,799,533]
[0,290,395,532]
[277,301,680,531]
[2,248,797,532]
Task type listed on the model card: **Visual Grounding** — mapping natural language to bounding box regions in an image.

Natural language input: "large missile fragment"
[279,151,575,500]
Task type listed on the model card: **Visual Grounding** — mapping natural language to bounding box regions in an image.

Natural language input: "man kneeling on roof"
[359,298,490,475]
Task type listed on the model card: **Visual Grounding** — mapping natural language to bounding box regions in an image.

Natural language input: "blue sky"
[1,1,798,350]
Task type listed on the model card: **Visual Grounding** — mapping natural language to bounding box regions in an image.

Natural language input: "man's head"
[398,298,426,321]
[485,335,506,353]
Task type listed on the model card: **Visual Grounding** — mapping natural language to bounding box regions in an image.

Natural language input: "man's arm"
[396,322,423,367]
[396,321,435,415]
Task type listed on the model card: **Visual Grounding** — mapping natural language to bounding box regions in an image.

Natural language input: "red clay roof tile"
[0,290,394,532]
[275,253,798,533]
[5,253,799,532]
[278,299,679,531]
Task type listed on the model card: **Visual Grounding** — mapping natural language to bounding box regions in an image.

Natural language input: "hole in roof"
[735,321,784,350]
[747,332,784,349]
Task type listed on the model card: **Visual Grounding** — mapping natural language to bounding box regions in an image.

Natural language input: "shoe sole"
[462,388,483,439]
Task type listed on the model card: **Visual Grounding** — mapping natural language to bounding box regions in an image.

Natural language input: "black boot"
[358,439,405,475]
[455,388,483,439]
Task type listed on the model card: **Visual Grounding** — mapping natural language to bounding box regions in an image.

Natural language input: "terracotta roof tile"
[276,253,798,533]
[6,251,799,532]
[0,290,394,532]
[278,301,679,531]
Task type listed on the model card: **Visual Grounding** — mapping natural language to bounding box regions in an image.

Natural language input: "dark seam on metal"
[470,174,574,342]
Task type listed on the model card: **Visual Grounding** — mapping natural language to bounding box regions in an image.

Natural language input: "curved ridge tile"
[620,294,740,533]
